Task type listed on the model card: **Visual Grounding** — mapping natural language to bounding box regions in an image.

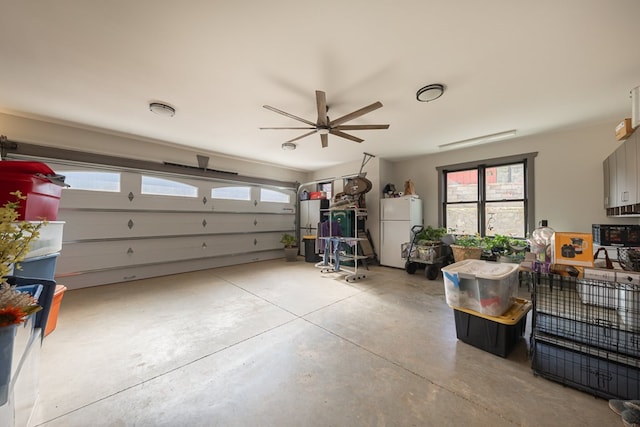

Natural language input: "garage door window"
[141,176,197,197]
[211,186,251,201]
[58,171,121,192]
[260,188,290,203]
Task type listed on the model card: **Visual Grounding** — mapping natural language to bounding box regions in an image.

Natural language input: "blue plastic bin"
[13,252,59,281]
[14,284,43,301]
[6,276,56,340]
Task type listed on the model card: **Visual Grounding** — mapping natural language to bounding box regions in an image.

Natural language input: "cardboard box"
[552,232,594,267]
[617,270,640,285]
[583,267,616,282]
[615,118,634,140]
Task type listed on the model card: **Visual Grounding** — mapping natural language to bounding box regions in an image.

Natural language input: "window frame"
[437,152,537,238]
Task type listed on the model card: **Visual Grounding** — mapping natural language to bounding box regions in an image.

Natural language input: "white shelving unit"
[315,206,368,282]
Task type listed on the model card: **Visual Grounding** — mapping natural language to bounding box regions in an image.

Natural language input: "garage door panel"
[56,233,284,274]
[60,211,294,241]
[251,215,296,231]
[59,189,130,210]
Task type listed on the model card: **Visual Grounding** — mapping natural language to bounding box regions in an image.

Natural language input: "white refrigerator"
[380,196,423,268]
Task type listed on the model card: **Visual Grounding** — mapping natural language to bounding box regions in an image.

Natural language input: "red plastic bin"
[0,161,65,220]
[309,191,326,200]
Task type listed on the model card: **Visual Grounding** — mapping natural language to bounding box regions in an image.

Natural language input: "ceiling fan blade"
[329,129,364,143]
[333,124,390,130]
[259,126,315,130]
[286,131,317,143]
[263,105,316,127]
[316,90,328,127]
[329,101,383,126]
[320,133,328,148]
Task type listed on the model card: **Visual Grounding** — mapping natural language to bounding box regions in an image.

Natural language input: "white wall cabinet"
[617,136,638,205]
[298,199,328,256]
[626,136,638,205]
[604,132,640,215]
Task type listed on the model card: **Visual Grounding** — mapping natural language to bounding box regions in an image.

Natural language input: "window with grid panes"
[438,153,537,238]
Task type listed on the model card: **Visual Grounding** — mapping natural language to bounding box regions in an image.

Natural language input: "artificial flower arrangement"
[0,191,44,327]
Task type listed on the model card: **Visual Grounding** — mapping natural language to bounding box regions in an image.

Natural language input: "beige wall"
[283,121,639,259]
[388,120,638,234]
[3,110,635,261]
[0,112,307,183]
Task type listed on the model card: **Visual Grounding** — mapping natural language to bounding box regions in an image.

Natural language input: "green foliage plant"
[280,233,297,248]
[416,226,447,244]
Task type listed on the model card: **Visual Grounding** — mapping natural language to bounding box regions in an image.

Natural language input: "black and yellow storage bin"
[453,298,531,358]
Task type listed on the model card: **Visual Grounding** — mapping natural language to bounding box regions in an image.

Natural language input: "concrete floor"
[31,259,620,426]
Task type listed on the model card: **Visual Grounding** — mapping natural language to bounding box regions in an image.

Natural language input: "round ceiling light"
[281,142,297,151]
[416,83,445,102]
[149,102,176,117]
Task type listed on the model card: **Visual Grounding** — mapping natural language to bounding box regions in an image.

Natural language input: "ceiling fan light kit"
[261,90,389,148]
[416,83,445,102]
[149,102,176,117]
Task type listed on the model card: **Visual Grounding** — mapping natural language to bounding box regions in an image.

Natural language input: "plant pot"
[450,245,483,263]
[284,247,298,262]
[498,254,525,264]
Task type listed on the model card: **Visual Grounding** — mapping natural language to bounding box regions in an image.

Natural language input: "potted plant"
[450,234,484,262]
[414,225,448,260]
[280,233,298,262]
[484,234,527,263]
[483,234,512,260]
[416,225,447,245]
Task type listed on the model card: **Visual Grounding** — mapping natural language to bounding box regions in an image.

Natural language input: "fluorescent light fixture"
[438,129,517,150]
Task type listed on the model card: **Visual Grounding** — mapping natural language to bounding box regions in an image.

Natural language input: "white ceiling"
[1,1,639,172]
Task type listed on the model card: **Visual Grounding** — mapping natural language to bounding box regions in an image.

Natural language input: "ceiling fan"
[260,90,389,148]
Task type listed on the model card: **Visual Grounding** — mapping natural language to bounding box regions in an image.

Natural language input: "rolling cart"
[402,225,453,280]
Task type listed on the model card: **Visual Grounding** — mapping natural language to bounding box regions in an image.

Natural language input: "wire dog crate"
[528,271,640,400]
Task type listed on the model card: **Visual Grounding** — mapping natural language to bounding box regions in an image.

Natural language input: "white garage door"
[40,161,296,289]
